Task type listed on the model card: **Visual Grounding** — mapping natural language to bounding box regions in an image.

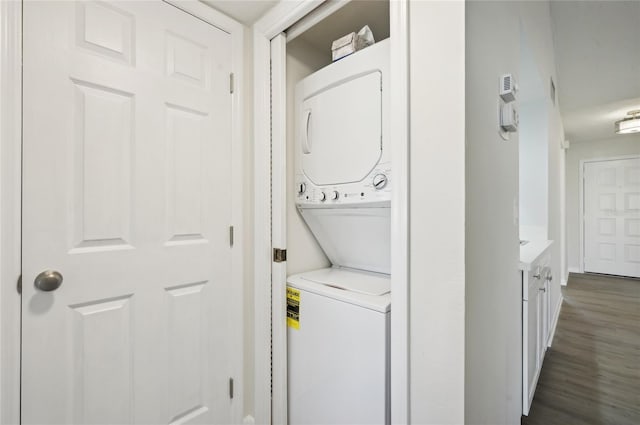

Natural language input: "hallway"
[522,273,640,425]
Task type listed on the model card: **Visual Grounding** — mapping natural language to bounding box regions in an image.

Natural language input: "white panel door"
[22,2,236,424]
[584,157,640,278]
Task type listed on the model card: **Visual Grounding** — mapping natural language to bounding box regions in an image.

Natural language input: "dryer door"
[300,71,382,186]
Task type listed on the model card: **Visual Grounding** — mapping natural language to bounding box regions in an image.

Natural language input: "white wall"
[547,104,565,302]
[285,39,331,276]
[519,0,566,301]
[519,30,548,242]
[465,1,521,422]
[409,2,466,423]
[565,135,640,272]
[465,1,565,423]
[519,99,549,240]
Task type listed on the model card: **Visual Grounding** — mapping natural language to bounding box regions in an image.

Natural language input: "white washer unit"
[288,39,391,425]
[287,269,390,425]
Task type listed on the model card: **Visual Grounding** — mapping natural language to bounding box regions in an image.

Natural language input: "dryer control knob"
[298,182,306,194]
[331,190,339,200]
[372,174,388,190]
[319,192,327,202]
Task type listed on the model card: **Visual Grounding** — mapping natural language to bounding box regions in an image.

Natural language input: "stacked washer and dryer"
[287,39,391,425]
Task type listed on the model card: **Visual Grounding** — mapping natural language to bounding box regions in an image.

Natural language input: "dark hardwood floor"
[522,272,640,425]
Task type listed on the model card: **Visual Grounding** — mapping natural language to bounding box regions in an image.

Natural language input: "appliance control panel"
[295,161,391,206]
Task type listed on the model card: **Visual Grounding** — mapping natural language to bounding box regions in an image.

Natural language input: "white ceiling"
[201,0,278,25]
[550,1,640,143]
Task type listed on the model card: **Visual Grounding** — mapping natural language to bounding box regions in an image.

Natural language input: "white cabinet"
[521,248,551,416]
[524,271,540,410]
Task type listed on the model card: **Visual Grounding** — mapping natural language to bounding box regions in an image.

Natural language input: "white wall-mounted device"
[498,73,518,140]
[500,102,519,132]
[500,73,517,102]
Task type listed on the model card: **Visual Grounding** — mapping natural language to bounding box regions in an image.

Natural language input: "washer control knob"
[331,190,339,200]
[320,192,327,202]
[298,182,306,194]
[372,174,388,190]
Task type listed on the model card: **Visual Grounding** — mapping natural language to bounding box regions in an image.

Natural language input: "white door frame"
[252,1,410,423]
[0,2,23,422]
[579,154,640,274]
[0,2,246,423]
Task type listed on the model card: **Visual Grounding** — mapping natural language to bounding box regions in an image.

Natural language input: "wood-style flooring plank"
[521,273,640,425]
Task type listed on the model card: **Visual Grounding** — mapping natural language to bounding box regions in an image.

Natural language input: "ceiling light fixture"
[615,110,640,134]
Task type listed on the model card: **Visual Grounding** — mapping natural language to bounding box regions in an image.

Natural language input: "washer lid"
[288,267,391,313]
[300,267,390,296]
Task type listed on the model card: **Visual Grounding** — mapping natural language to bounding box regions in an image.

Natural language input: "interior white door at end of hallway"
[22,1,240,423]
[583,157,640,278]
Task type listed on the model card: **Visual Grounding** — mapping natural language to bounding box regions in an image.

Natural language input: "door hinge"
[229,226,234,247]
[229,73,234,94]
[273,248,287,263]
[229,378,234,399]
[16,274,22,294]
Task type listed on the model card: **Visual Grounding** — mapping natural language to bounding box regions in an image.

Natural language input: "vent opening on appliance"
[503,75,512,91]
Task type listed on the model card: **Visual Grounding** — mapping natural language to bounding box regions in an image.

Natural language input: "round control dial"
[319,192,327,202]
[331,191,339,200]
[372,174,388,190]
[298,182,306,194]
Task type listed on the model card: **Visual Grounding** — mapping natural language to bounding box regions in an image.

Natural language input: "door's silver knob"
[34,270,63,292]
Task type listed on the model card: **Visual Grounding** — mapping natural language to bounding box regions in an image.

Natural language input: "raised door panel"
[166,282,209,424]
[165,104,208,245]
[75,1,135,64]
[71,79,134,252]
[70,296,134,424]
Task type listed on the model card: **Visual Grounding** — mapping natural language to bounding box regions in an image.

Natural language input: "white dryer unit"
[295,38,391,210]
[294,38,391,275]
[288,39,391,425]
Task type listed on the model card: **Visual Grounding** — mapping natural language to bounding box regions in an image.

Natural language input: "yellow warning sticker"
[287,287,300,330]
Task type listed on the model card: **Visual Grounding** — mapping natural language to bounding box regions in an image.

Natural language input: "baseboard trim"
[567,267,580,274]
[547,294,563,347]
[562,268,570,286]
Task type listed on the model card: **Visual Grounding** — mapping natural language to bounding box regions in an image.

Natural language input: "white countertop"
[519,240,553,271]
